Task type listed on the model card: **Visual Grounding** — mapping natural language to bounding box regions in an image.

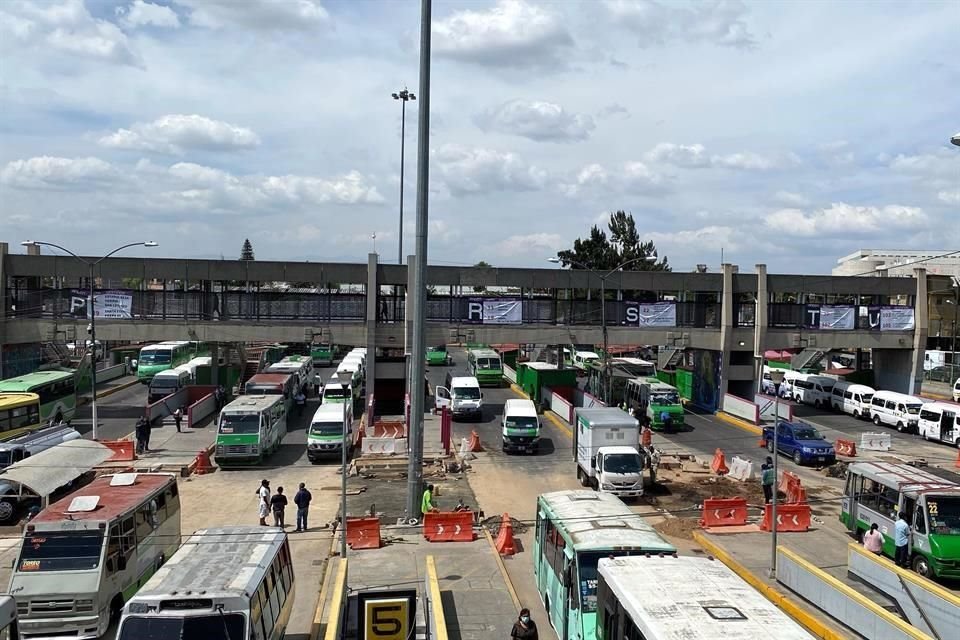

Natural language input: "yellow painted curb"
[309,535,339,640]
[692,531,849,640]
[715,411,763,436]
[426,556,449,640]
[483,528,523,613]
[322,558,349,640]
[509,383,529,399]
[847,543,960,607]
[543,410,573,439]
[921,391,953,402]
[97,378,140,399]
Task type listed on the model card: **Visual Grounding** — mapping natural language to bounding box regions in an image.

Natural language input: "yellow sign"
[363,597,410,640]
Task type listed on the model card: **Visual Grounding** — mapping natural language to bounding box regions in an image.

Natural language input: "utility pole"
[406,0,432,521]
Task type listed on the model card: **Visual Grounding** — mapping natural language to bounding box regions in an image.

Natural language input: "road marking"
[508,385,574,438]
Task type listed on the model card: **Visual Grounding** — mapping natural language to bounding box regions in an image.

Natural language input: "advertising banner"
[628,302,677,327]
[70,290,133,319]
[818,305,855,330]
[464,298,522,324]
[880,307,915,331]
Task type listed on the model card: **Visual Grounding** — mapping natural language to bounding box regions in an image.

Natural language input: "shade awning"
[0,440,112,497]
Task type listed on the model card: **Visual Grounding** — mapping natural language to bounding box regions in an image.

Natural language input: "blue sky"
[0,0,958,273]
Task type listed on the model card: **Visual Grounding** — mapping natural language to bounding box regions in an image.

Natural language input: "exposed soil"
[644,472,766,514]
[653,517,701,540]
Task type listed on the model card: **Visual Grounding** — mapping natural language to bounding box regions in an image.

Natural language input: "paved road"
[73,381,149,441]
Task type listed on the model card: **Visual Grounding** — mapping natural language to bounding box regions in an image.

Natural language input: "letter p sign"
[71,296,87,317]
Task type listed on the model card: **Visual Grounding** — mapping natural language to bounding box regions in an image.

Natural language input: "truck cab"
[762,421,836,466]
[501,398,540,454]
[573,408,644,498]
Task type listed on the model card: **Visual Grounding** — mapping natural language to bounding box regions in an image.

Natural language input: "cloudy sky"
[1,0,958,274]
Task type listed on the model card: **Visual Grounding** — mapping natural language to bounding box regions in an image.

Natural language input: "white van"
[789,374,835,409]
[953,377,960,403]
[829,381,875,419]
[336,360,363,396]
[435,376,483,421]
[779,370,804,397]
[760,365,790,395]
[870,390,926,433]
[307,402,354,462]
[148,368,191,403]
[502,398,541,454]
[918,402,960,447]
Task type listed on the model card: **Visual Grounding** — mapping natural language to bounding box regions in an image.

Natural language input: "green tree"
[473,260,492,293]
[556,211,669,272]
[240,239,255,261]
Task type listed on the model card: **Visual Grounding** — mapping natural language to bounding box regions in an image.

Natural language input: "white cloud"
[773,190,810,207]
[116,1,180,29]
[98,114,261,154]
[764,203,928,237]
[476,100,595,143]
[562,161,665,197]
[604,0,757,49]
[645,142,796,170]
[938,190,960,204]
[888,151,959,177]
[433,0,574,69]
[650,225,741,251]
[433,144,548,196]
[645,143,710,168]
[172,0,329,30]
[1,156,121,190]
[496,232,565,256]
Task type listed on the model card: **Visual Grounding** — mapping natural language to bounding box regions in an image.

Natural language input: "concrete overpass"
[0,243,929,400]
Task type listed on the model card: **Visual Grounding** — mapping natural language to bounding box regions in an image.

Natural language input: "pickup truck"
[762,421,836,466]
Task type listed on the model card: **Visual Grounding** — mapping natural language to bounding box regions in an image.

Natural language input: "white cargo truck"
[573,407,644,498]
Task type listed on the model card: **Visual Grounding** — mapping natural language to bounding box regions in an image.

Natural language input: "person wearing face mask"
[510,608,538,639]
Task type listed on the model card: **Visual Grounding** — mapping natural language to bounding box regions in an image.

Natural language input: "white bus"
[0,595,18,640]
[918,402,960,447]
[596,556,815,639]
[830,381,875,419]
[117,526,295,640]
[870,390,926,433]
[8,473,181,639]
[215,395,288,465]
[265,356,312,394]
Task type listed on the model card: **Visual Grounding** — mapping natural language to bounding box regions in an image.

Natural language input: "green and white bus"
[840,462,960,579]
[307,403,353,463]
[136,341,206,384]
[215,395,288,466]
[534,490,677,640]
[0,370,77,425]
[467,348,503,387]
[311,342,335,367]
[624,377,684,430]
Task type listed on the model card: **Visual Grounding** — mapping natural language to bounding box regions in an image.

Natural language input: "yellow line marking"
[426,556,450,640]
[847,543,960,606]
[322,558,348,640]
[715,411,764,436]
[309,535,339,640]
[483,528,523,613]
[97,378,140,398]
[692,531,850,640]
[509,384,573,439]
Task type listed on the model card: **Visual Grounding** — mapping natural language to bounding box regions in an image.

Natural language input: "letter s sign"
[625,305,639,325]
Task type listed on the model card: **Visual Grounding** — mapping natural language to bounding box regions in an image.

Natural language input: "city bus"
[0,393,41,443]
[8,472,181,639]
[596,556,815,640]
[117,526,294,640]
[311,342,335,367]
[265,355,313,394]
[467,348,503,387]
[624,377,684,430]
[587,357,657,407]
[215,395,288,466]
[0,595,18,640]
[0,371,76,425]
[534,490,677,640]
[136,341,206,383]
[840,462,960,579]
[244,373,295,412]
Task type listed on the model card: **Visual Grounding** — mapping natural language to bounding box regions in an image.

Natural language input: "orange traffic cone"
[469,430,483,452]
[495,513,517,556]
[194,449,215,475]
[711,448,729,475]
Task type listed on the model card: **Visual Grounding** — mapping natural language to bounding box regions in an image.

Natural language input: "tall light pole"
[392,88,416,265]
[769,368,785,578]
[548,254,658,405]
[22,241,157,440]
[336,369,353,559]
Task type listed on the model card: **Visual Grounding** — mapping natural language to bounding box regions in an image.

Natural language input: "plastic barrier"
[727,456,754,482]
[361,437,408,455]
[346,517,381,550]
[468,430,482,452]
[710,448,729,475]
[423,510,474,542]
[723,393,759,424]
[100,439,136,462]
[495,512,517,555]
[193,449,215,475]
[760,503,811,532]
[641,426,652,448]
[700,497,749,527]
[835,438,857,457]
[778,471,808,504]
[861,432,892,451]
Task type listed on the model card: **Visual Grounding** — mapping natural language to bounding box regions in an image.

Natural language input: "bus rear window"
[19,531,104,572]
[119,614,245,640]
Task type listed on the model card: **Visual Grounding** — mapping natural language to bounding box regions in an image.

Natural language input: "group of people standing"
[257,479,312,532]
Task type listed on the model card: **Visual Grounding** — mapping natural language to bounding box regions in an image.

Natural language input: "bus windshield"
[651,391,680,405]
[452,387,481,400]
[310,422,343,437]
[927,496,960,535]
[119,614,245,640]
[139,351,171,365]
[477,358,501,370]
[619,363,655,377]
[323,386,349,399]
[219,414,261,434]
[19,531,104,572]
[504,417,538,429]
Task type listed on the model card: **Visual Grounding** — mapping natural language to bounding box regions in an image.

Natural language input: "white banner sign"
[631,302,676,328]
[819,305,855,330]
[71,290,133,319]
[880,307,915,331]
[482,299,522,324]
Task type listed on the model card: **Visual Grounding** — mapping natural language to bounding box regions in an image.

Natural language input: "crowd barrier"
[423,510,474,542]
[346,517,381,549]
[760,503,811,532]
[861,432,892,451]
[700,497,749,527]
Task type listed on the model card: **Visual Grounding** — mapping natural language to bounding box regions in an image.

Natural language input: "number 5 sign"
[357,589,416,640]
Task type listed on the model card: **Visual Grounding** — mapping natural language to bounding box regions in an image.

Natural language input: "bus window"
[107,524,121,573]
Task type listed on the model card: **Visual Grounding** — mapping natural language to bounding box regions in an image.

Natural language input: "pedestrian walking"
[271,486,288,528]
[760,456,775,504]
[257,479,270,526]
[660,410,674,433]
[173,408,183,433]
[421,484,438,517]
[313,371,322,398]
[294,390,306,416]
[863,523,883,555]
[294,482,312,532]
[510,608,539,639]
[135,416,150,455]
[217,385,226,409]
[894,512,911,568]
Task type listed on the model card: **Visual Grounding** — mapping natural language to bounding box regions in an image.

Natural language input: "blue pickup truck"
[762,421,836,466]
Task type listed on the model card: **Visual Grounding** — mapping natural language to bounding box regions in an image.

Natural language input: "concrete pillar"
[753,264,768,394]
[210,342,219,386]
[365,253,377,406]
[405,254,416,395]
[717,263,737,401]
[908,267,928,395]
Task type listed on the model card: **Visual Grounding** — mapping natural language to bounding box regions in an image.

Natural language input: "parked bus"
[0,394,41,443]
[918,402,959,447]
[215,395,288,466]
[8,473,181,638]
[840,462,960,579]
[0,595,18,640]
[0,371,76,425]
[596,556,815,640]
[467,348,503,387]
[265,355,312,394]
[117,526,294,640]
[243,373,295,412]
[311,342,335,367]
[136,341,207,383]
[534,490,677,639]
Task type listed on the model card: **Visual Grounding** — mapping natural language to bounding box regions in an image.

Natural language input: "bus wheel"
[0,500,18,525]
[912,554,932,578]
[109,595,124,623]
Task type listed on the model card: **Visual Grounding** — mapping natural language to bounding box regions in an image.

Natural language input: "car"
[926,366,954,383]
[762,420,836,466]
[426,345,452,366]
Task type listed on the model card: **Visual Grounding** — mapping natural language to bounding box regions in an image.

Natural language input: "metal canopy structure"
[0,439,112,498]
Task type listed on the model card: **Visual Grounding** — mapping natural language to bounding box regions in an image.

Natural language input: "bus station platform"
[97,414,217,476]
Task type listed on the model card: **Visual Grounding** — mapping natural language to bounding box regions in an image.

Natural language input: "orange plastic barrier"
[346,517,381,550]
[760,503,811,532]
[100,439,135,462]
[193,449,215,475]
[758,437,767,448]
[468,430,483,453]
[836,439,857,457]
[700,497,749,527]
[710,448,729,475]
[495,512,517,556]
[423,510,474,542]
[778,471,808,504]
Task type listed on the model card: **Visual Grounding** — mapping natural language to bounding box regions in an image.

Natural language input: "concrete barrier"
[97,363,128,383]
[187,393,216,428]
[574,387,607,409]
[723,393,759,424]
[361,437,408,455]
[145,386,189,423]
[861,432,892,451]
[550,390,574,423]
[755,394,794,423]
[503,364,517,384]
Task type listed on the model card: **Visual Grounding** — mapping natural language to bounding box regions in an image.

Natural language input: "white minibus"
[787,374,835,408]
[829,381,875,419]
[918,402,960,447]
[870,390,926,433]
[436,376,483,421]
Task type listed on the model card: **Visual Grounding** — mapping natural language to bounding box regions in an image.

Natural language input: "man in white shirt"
[257,479,271,526]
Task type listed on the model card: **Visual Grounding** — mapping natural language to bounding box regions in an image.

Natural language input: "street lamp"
[22,241,157,440]
[768,368,785,578]
[548,254,658,404]
[336,369,353,559]
[392,88,416,265]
